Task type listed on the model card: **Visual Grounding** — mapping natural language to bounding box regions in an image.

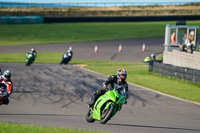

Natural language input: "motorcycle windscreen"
[113,83,126,96]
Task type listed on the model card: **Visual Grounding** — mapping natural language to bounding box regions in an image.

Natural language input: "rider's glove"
[102,83,107,90]
[102,83,106,88]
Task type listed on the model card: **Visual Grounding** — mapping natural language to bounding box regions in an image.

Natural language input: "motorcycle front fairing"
[92,90,117,120]
[62,54,70,61]
[92,86,126,120]
[0,85,8,101]
[26,54,34,62]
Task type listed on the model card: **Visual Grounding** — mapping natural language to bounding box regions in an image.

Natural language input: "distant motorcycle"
[26,53,34,66]
[60,53,72,65]
[86,83,127,124]
[0,83,9,105]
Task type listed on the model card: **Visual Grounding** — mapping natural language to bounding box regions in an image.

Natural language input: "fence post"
[35,3,36,12]
[95,3,96,17]
[86,3,88,17]
[9,3,11,11]
[131,3,133,16]
[77,3,78,12]
[26,3,28,12]
[149,60,154,72]
[68,3,70,16]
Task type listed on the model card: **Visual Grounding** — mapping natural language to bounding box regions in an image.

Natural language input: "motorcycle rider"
[88,68,128,108]
[0,70,13,104]
[144,54,156,63]
[60,49,73,65]
[26,48,37,61]
[67,49,73,61]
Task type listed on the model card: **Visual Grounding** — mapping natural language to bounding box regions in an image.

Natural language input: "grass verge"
[0,52,200,103]
[0,21,200,46]
[0,122,105,133]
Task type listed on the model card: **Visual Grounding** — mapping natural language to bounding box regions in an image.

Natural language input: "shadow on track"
[108,123,200,132]
[0,113,82,117]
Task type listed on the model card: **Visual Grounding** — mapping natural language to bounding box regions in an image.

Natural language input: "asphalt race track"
[0,37,165,62]
[0,37,200,133]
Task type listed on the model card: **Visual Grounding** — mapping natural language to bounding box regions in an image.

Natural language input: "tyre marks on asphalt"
[1,63,200,133]
[6,63,104,108]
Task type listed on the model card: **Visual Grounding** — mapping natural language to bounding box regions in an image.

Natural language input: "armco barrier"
[152,62,200,83]
[0,16,44,24]
[43,15,200,23]
[1,15,200,23]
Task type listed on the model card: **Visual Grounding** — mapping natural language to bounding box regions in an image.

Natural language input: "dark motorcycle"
[60,53,72,65]
[26,53,34,66]
[0,83,9,105]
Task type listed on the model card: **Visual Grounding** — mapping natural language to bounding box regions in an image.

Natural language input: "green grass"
[0,21,200,46]
[0,52,200,103]
[0,122,105,133]
[84,61,200,103]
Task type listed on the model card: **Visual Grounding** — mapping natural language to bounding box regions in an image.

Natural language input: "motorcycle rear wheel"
[100,103,116,124]
[86,109,95,123]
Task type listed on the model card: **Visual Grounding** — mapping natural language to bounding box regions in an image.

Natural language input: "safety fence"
[43,15,200,23]
[0,2,200,17]
[2,15,200,24]
[151,62,200,83]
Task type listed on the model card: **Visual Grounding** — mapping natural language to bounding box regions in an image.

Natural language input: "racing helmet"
[68,49,71,53]
[151,54,156,60]
[117,68,127,82]
[31,48,36,52]
[3,70,11,80]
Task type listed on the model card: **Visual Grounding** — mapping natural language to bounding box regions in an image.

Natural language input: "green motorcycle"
[26,53,34,66]
[86,83,127,124]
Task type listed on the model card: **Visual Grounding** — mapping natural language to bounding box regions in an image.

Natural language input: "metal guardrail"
[0,2,200,17]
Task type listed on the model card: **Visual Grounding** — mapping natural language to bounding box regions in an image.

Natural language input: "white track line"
[78,66,200,106]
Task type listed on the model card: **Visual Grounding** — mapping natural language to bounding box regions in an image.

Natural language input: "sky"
[1,0,200,3]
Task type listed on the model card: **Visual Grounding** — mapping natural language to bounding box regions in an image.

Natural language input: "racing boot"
[88,97,95,108]
[88,91,97,108]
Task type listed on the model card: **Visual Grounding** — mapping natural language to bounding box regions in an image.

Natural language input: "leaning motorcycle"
[0,83,9,105]
[26,53,34,66]
[86,83,127,124]
[60,53,71,65]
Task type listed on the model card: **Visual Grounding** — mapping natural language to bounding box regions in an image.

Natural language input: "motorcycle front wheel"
[100,103,116,124]
[86,109,95,123]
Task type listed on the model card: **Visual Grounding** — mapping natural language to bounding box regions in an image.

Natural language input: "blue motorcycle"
[60,53,72,65]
